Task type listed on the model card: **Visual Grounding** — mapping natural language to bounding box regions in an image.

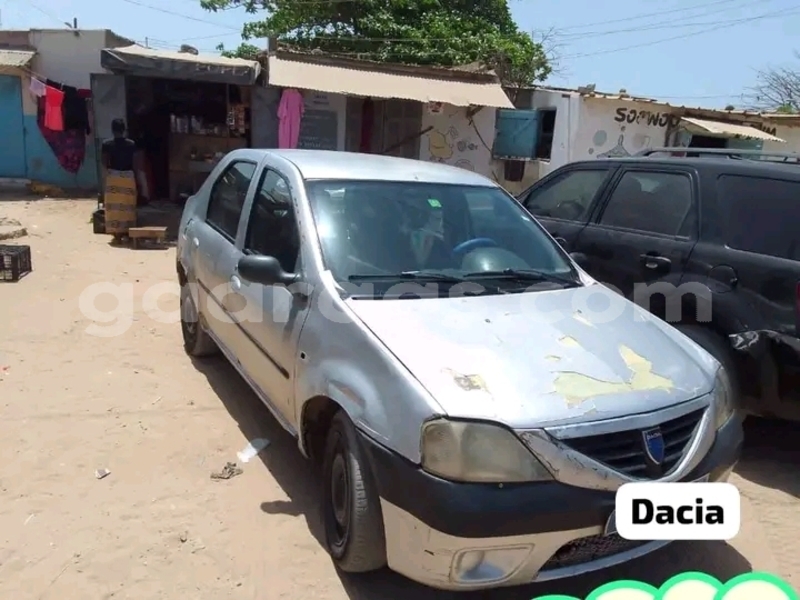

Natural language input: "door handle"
[230,275,242,292]
[640,254,671,270]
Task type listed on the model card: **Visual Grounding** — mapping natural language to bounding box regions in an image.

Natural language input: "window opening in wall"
[688,134,726,150]
[492,108,556,162]
[536,109,556,160]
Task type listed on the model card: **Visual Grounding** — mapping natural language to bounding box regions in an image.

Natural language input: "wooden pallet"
[127,226,168,249]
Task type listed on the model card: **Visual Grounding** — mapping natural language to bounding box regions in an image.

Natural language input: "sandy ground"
[0,197,798,599]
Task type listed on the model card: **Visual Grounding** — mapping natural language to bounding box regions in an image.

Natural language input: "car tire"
[180,283,218,357]
[321,411,387,573]
[675,324,741,407]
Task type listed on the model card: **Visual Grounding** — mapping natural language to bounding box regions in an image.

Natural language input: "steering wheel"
[452,237,498,256]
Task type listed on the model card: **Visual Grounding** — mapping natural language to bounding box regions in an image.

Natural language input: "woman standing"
[101,118,137,244]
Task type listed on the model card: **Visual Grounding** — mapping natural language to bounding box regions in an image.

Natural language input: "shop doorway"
[687,135,727,149]
[124,76,250,203]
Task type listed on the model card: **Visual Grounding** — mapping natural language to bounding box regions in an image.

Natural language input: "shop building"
[94,44,262,203]
[491,86,791,194]
[265,50,513,179]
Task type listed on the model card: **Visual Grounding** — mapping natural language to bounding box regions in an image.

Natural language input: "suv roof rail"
[637,147,800,163]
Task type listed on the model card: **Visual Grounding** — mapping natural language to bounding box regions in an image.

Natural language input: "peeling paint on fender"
[446,369,489,392]
[572,310,594,327]
[553,345,674,407]
[559,336,580,348]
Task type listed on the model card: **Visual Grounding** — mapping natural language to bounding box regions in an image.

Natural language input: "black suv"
[516,148,800,420]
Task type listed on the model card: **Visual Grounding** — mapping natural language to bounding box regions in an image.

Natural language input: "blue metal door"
[0,75,27,178]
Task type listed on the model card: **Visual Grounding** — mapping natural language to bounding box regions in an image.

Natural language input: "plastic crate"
[0,244,32,282]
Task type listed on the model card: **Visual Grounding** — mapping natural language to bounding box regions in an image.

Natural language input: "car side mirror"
[569,252,588,267]
[238,255,298,286]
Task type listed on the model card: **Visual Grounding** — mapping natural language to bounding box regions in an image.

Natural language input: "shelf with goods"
[167,91,250,200]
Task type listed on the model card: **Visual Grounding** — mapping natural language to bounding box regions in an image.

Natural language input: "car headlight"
[420,419,553,483]
[713,368,734,429]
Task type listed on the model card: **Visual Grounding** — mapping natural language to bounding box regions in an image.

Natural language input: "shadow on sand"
[193,355,753,600]
[735,417,800,500]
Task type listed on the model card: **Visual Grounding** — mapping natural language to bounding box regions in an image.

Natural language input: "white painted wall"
[762,123,800,155]
[28,29,110,89]
[303,90,347,151]
[418,103,495,180]
[573,98,672,161]
[531,89,578,177]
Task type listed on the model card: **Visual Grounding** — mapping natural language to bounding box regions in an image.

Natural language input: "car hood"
[344,285,716,429]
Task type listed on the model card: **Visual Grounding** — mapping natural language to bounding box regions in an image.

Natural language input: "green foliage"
[202,0,550,87]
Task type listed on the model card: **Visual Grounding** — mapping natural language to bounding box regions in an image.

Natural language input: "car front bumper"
[359,413,743,591]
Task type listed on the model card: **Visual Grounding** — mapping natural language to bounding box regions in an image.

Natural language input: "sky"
[1,0,799,109]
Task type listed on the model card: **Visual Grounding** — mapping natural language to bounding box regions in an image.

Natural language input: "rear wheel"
[321,411,387,573]
[180,283,218,357]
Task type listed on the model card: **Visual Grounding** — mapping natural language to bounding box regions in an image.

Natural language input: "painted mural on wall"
[419,104,495,178]
[578,103,676,161]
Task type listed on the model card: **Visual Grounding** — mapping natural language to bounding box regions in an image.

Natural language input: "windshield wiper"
[463,268,580,287]
[348,271,466,283]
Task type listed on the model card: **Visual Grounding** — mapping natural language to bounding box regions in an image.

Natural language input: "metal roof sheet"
[680,117,785,142]
[0,49,35,68]
[267,55,514,109]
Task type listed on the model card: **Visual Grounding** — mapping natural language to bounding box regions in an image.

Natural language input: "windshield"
[305,180,577,290]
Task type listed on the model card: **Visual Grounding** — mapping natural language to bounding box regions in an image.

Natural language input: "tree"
[201,0,551,88]
[749,51,800,113]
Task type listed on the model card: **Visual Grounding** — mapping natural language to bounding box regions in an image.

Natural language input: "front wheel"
[321,411,387,573]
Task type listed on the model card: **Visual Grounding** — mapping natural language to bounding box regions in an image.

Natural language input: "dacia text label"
[615,482,741,540]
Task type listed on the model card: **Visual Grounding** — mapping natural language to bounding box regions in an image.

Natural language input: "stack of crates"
[0,245,32,282]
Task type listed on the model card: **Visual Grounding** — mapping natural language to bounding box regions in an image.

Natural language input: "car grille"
[540,533,649,570]
[561,408,705,477]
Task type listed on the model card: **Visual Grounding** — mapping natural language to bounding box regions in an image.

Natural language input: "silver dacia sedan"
[176,149,742,591]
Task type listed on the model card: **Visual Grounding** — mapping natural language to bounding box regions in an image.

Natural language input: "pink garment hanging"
[44,85,65,131]
[278,88,305,149]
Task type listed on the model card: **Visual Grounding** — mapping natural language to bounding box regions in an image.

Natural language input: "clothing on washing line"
[44,85,64,131]
[36,96,86,174]
[29,77,46,97]
[62,85,90,133]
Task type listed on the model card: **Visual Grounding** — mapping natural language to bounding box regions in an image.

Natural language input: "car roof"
[230,149,497,186]
[568,156,800,178]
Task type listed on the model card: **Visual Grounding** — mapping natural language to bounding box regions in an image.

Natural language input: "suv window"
[244,169,300,272]
[206,161,257,239]
[599,171,694,236]
[522,169,609,222]
[719,175,800,260]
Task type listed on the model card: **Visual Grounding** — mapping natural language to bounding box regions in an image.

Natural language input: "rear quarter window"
[718,174,800,260]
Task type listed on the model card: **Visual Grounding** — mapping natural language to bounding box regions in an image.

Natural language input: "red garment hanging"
[44,86,64,131]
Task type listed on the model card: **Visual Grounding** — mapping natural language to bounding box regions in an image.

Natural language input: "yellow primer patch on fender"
[553,344,673,407]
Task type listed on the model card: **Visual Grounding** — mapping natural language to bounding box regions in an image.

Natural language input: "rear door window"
[206,161,257,240]
[598,170,695,237]
[718,174,800,260]
[520,168,611,222]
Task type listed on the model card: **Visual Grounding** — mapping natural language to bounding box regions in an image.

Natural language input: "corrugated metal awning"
[0,50,36,68]
[101,45,261,86]
[681,116,785,143]
[267,55,514,109]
